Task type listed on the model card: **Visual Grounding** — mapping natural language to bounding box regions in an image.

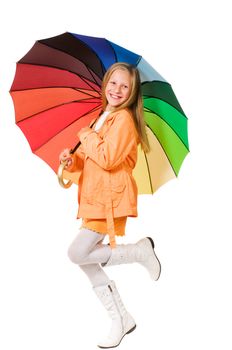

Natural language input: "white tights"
[68,228,112,287]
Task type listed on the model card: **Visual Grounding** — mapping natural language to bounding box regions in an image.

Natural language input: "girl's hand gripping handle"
[58,148,74,189]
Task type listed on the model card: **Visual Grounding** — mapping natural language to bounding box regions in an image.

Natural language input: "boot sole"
[146,237,162,281]
[97,324,136,349]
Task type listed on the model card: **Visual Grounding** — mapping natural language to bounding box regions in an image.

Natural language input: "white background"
[0,1,231,349]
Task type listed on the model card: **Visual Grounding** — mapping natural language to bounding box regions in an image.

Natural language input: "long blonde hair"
[101,62,150,152]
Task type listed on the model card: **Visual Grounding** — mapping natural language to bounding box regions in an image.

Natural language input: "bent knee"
[67,244,87,265]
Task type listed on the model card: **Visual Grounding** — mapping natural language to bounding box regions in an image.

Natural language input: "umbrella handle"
[57,161,73,189]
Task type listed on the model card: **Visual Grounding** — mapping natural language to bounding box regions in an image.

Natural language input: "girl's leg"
[68,228,136,347]
[67,228,111,265]
[79,263,110,286]
[93,280,136,348]
[79,265,136,348]
[67,228,161,281]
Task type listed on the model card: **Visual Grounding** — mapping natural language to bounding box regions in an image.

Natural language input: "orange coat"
[70,108,139,248]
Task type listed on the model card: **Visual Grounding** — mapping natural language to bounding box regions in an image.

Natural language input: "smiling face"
[104,69,132,111]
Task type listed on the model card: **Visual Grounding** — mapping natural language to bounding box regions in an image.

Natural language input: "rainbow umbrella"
[10,32,189,194]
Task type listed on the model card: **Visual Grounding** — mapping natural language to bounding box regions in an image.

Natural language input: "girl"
[59,62,161,349]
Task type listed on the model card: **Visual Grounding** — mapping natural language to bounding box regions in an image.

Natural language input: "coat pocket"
[82,185,105,206]
[111,184,126,208]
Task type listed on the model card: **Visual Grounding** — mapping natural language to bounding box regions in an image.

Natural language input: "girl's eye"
[123,85,128,89]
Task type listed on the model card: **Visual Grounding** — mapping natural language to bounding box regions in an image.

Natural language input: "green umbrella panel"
[133,80,189,194]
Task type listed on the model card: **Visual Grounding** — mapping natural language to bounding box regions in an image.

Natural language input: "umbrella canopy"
[10,32,189,194]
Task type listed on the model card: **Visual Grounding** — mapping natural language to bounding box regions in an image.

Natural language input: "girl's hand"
[59,148,73,169]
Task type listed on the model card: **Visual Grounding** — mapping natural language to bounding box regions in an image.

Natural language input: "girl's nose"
[114,84,121,93]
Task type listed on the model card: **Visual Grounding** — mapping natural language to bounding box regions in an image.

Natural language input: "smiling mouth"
[110,94,121,99]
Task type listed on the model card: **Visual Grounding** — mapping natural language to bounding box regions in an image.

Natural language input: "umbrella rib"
[15,62,101,92]
[143,150,154,194]
[65,33,106,77]
[70,35,112,73]
[84,66,102,86]
[76,34,137,75]
[17,99,101,123]
[146,124,178,177]
[107,40,142,67]
[37,40,105,81]
[11,85,100,94]
[144,107,189,151]
[34,104,102,153]
[143,92,187,119]
[75,88,101,98]
[105,41,118,63]
[11,86,101,102]
[137,56,142,65]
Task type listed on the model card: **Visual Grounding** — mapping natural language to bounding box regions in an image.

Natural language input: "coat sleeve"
[75,144,85,160]
[77,112,137,170]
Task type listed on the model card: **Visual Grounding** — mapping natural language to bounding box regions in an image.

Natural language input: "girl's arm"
[77,112,137,170]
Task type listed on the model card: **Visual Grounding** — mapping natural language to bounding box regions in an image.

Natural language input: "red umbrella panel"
[10,33,106,172]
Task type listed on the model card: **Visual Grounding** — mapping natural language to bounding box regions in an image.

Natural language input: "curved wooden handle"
[57,161,73,189]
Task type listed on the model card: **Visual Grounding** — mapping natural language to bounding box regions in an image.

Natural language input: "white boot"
[93,281,136,348]
[104,237,161,281]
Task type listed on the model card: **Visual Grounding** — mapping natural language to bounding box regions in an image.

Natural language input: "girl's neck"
[105,104,113,112]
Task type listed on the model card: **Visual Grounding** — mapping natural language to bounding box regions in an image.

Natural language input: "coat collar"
[91,108,133,136]
[103,108,131,124]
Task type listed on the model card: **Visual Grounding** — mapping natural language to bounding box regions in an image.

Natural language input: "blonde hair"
[101,62,150,152]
